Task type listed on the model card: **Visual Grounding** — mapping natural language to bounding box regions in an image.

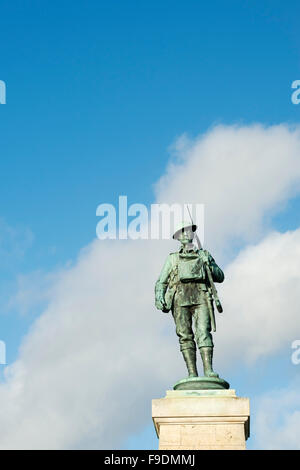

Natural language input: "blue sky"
[1,0,300,449]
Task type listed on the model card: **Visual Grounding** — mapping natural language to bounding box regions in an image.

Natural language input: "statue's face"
[178,227,194,245]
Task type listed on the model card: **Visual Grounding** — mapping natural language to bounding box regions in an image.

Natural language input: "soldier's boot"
[200,347,219,378]
[182,348,198,378]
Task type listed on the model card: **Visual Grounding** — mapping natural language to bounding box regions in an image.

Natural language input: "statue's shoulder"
[197,248,212,256]
[168,252,179,267]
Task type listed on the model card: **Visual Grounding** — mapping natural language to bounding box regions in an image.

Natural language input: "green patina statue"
[155,222,229,390]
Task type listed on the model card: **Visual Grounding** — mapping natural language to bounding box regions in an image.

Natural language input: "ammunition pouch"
[178,254,206,282]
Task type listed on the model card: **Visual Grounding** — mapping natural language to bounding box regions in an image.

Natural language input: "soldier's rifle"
[186,206,223,332]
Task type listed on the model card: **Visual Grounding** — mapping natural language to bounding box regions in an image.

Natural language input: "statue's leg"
[182,348,198,378]
[199,347,219,378]
[194,301,219,378]
[172,303,198,377]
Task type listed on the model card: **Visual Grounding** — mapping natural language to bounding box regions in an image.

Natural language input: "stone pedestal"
[152,389,250,450]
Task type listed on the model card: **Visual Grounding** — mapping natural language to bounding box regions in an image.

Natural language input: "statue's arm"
[207,252,224,283]
[155,255,172,310]
[198,249,224,283]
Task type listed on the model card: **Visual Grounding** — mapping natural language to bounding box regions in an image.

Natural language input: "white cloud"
[214,228,300,368]
[0,239,181,449]
[7,270,59,316]
[155,124,300,260]
[1,123,300,449]
[253,378,300,449]
[0,218,34,266]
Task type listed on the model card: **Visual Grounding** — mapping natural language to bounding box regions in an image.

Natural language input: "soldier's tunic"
[155,247,224,352]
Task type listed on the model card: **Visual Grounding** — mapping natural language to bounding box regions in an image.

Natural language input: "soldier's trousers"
[172,299,214,351]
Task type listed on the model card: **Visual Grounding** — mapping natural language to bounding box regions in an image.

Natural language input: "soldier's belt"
[179,279,207,284]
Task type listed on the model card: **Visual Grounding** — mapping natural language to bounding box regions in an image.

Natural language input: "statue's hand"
[155,293,166,311]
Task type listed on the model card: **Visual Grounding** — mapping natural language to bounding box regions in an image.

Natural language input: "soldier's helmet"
[172,221,197,240]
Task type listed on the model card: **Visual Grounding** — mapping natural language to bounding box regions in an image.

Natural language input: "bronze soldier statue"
[155,222,224,382]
